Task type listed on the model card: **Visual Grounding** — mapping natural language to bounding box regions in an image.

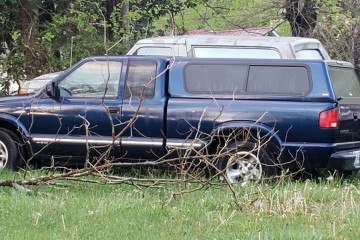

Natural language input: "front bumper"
[326,150,360,171]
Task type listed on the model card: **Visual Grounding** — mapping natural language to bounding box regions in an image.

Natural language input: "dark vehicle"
[18,71,63,95]
[0,56,359,184]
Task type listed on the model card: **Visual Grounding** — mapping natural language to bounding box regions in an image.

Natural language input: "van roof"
[134,34,320,45]
[129,35,330,59]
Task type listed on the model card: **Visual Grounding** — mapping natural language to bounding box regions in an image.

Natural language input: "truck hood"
[0,95,33,113]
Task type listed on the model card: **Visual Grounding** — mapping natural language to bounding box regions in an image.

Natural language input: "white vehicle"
[126,35,331,60]
[18,71,63,94]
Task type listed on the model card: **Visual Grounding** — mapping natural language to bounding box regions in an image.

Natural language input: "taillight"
[319,108,339,128]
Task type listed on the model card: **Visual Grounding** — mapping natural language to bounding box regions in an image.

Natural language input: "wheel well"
[0,121,30,161]
[210,127,281,160]
[0,121,24,141]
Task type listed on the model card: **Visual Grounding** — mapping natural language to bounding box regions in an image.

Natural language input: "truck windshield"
[329,66,360,98]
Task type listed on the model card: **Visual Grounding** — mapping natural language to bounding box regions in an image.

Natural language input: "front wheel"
[0,130,22,170]
[217,141,277,185]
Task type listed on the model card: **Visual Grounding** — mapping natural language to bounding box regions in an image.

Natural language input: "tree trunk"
[19,0,38,77]
[38,0,55,32]
[343,0,360,72]
[284,0,317,37]
[106,0,130,41]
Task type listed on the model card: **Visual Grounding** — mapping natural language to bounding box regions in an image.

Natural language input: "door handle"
[108,106,120,114]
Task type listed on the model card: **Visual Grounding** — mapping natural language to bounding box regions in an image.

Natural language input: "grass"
[1,170,360,239]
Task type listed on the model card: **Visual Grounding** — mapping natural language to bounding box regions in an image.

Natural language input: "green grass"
[1,170,360,239]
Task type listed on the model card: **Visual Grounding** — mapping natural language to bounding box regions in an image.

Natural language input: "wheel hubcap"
[0,141,9,169]
[225,151,262,185]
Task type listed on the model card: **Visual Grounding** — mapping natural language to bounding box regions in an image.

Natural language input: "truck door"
[29,58,125,161]
[120,59,167,160]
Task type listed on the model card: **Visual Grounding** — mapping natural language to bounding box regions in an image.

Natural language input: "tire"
[217,140,277,185]
[0,130,22,171]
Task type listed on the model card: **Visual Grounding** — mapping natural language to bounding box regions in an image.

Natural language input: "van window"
[295,50,323,59]
[136,47,174,56]
[125,61,157,99]
[193,47,281,59]
[329,67,360,98]
[247,66,310,95]
[184,64,248,94]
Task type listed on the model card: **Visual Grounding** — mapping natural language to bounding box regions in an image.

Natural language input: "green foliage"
[123,0,201,39]
[152,0,288,36]
[0,0,129,93]
[0,0,18,52]
[133,0,198,18]
[46,0,109,67]
[314,0,360,62]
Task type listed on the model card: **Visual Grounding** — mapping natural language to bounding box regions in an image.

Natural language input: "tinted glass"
[193,47,281,59]
[295,50,323,59]
[329,66,360,98]
[124,61,157,99]
[184,64,248,94]
[58,61,122,98]
[247,66,310,95]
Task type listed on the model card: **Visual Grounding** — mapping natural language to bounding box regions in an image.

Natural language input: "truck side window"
[125,61,157,100]
[247,65,310,95]
[58,60,122,98]
[184,64,248,94]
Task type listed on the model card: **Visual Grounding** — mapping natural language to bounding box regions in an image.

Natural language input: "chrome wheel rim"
[225,151,262,185]
[0,141,8,169]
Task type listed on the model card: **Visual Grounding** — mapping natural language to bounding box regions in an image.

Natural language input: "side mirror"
[46,82,59,98]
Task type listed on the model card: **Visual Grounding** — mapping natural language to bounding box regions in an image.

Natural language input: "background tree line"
[0,0,359,93]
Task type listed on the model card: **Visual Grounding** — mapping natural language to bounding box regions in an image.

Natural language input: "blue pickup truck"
[1,56,360,183]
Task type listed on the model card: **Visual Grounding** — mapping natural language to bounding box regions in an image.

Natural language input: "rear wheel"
[217,140,277,185]
[0,130,22,170]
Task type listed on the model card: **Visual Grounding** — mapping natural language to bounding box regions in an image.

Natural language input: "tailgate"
[338,102,360,142]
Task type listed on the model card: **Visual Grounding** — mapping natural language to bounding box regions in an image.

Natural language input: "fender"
[212,120,283,147]
[0,113,31,140]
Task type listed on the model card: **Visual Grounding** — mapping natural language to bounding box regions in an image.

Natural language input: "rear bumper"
[326,150,360,171]
[281,142,360,171]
